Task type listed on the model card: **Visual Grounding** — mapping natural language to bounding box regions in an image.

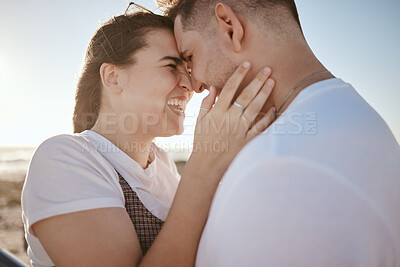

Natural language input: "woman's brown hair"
[73,11,173,133]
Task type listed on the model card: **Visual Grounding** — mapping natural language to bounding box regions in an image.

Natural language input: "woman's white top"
[21,130,180,267]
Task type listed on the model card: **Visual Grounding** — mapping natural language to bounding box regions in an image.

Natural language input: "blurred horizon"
[0,0,399,147]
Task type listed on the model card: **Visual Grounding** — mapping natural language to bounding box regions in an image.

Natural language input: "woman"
[21,9,276,267]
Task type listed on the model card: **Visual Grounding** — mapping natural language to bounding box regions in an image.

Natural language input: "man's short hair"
[157,0,302,34]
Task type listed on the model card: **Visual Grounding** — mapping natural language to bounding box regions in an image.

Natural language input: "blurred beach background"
[1,0,399,264]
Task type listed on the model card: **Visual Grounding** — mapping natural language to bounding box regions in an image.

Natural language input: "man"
[160,0,400,266]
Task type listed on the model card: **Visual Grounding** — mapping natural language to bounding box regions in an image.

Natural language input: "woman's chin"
[167,126,184,136]
[168,117,185,135]
[156,122,184,137]
[175,126,184,135]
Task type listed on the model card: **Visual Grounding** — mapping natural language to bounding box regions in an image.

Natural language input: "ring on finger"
[241,114,252,125]
[200,107,210,112]
[233,101,245,111]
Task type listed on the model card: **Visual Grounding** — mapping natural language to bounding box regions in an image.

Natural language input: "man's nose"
[191,76,205,93]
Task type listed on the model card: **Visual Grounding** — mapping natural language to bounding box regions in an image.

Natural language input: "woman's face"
[117,29,193,137]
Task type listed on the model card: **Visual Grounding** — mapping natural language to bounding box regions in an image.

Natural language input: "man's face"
[174,16,237,93]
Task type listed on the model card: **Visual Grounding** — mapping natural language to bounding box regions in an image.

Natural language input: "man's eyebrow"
[160,56,183,65]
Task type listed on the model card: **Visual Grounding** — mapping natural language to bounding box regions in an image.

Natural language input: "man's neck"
[249,39,335,117]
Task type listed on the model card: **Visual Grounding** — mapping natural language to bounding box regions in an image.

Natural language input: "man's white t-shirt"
[196,78,400,266]
[21,130,180,267]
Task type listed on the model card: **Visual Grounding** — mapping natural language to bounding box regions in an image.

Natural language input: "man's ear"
[214,3,244,53]
[99,63,123,94]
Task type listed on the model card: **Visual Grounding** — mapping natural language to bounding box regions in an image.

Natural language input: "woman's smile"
[166,96,188,116]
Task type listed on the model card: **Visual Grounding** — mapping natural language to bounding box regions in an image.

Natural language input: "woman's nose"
[178,71,193,92]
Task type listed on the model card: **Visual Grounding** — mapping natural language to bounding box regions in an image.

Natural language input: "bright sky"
[0,0,399,147]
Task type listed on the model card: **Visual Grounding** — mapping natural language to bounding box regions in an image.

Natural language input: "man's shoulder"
[227,78,399,174]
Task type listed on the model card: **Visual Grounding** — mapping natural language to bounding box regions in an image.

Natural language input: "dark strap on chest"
[116,171,164,255]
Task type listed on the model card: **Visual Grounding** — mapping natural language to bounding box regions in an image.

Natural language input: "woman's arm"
[32,62,276,266]
[33,208,141,266]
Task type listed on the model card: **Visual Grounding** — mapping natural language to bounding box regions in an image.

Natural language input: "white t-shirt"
[196,78,400,266]
[21,130,180,267]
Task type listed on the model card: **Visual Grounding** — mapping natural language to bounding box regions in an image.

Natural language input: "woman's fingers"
[239,78,275,130]
[246,106,276,142]
[233,67,272,111]
[194,62,275,148]
[198,86,217,121]
[215,62,251,109]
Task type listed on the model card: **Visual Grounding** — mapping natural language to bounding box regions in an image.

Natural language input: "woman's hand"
[189,61,276,178]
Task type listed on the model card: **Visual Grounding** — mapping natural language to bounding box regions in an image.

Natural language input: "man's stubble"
[205,44,237,92]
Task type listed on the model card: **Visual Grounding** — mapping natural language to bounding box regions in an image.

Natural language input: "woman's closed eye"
[167,64,177,69]
[160,56,183,71]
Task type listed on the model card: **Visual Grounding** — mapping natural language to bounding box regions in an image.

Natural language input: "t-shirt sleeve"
[22,135,125,236]
[197,157,395,267]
